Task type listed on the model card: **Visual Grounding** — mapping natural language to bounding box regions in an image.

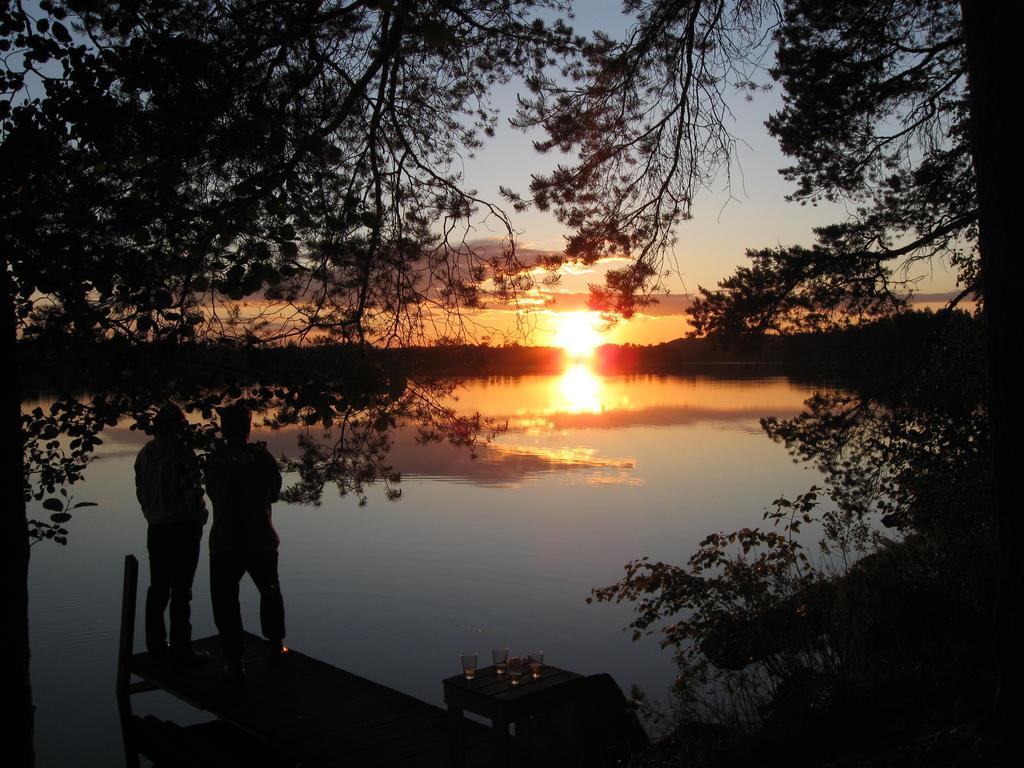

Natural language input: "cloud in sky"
[534,291,693,317]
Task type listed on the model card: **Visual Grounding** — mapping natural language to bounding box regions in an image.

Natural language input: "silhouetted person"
[206,403,285,682]
[134,404,210,665]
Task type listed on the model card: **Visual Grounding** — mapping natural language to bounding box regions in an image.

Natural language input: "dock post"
[117,554,139,701]
[117,554,140,768]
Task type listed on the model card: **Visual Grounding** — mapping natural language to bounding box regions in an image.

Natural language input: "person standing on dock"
[206,402,286,682]
[134,403,210,665]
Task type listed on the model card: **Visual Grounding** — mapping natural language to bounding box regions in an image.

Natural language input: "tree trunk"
[960,1,1022,726]
[1,258,32,765]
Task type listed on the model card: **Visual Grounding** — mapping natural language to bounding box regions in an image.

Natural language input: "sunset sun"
[553,312,605,358]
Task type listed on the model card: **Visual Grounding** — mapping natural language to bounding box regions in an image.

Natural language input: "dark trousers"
[146,522,203,655]
[210,550,286,663]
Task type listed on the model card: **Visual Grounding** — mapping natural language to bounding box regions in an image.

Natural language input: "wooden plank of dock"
[128,632,496,767]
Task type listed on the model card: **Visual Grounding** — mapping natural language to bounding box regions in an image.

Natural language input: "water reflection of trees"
[273,380,499,506]
[22,342,501,539]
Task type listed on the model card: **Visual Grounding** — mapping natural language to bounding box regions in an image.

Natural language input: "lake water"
[27,365,831,765]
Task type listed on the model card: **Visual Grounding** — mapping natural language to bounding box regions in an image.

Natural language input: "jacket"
[205,441,283,554]
[134,437,208,526]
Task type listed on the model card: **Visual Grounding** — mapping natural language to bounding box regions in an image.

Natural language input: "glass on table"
[492,647,509,675]
[507,655,524,686]
[460,652,478,680]
[528,649,544,678]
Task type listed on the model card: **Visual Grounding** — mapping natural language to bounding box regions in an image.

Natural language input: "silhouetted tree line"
[17,308,968,387]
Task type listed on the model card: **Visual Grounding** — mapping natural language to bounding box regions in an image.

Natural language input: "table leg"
[494,713,511,768]
[562,700,582,767]
[448,705,466,768]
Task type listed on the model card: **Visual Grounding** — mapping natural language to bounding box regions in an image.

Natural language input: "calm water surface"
[28,367,830,765]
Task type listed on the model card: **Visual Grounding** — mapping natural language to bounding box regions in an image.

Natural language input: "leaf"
[72,501,98,509]
[50,513,72,524]
[52,21,71,44]
[42,498,64,512]
[420,20,452,49]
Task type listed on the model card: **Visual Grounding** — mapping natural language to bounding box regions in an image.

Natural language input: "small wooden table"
[443,664,583,767]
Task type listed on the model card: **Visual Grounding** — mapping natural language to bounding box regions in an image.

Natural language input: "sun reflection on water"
[554,363,604,414]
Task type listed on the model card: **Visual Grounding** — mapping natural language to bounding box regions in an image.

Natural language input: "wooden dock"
[116,555,646,767]
[126,633,496,766]
[116,556,496,767]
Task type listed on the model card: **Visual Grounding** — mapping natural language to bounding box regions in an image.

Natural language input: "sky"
[446,1,966,347]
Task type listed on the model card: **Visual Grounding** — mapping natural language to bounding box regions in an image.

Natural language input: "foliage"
[503,0,975,327]
[591,316,994,763]
[689,0,977,336]
[552,5,1002,760]
[4,0,577,351]
[687,244,910,337]
[592,488,837,724]
[22,396,113,544]
[769,0,973,253]
[508,0,779,315]
[4,0,573,538]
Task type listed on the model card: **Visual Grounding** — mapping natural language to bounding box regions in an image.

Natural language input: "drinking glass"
[508,655,524,686]
[492,647,509,675]
[461,652,478,680]
[528,649,544,678]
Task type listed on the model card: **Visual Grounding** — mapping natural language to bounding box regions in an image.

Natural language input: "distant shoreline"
[19,310,972,395]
